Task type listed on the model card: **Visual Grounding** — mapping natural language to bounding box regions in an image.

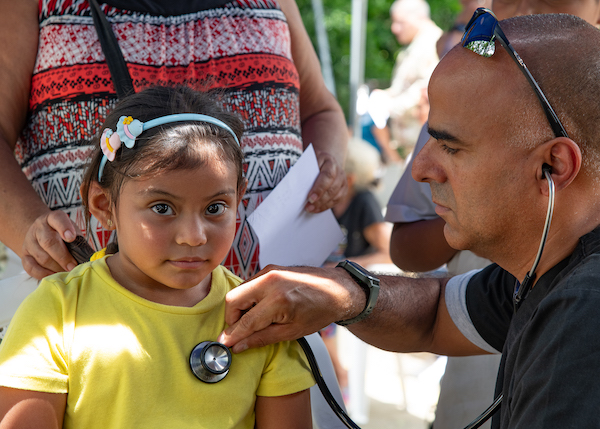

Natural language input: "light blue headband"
[98,113,240,181]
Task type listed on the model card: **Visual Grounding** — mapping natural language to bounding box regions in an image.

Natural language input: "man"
[385,2,600,427]
[368,0,442,157]
[219,13,600,428]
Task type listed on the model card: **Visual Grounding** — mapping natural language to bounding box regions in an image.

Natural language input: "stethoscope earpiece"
[189,341,232,383]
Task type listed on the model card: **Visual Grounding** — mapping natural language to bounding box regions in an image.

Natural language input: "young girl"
[0,86,313,429]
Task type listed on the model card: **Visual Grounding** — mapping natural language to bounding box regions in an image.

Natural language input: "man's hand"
[218,265,363,353]
[21,210,79,279]
[305,150,347,213]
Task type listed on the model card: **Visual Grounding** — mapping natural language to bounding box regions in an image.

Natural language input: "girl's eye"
[206,203,226,215]
[440,143,459,155]
[152,203,174,215]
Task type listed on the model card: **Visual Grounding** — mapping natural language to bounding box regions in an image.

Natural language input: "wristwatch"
[335,260,380,326]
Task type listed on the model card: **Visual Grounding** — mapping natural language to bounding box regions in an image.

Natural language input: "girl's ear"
[237,178,248,206]
[85,182,116,230]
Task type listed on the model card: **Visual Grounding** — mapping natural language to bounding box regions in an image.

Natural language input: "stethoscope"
[189,341,232,383]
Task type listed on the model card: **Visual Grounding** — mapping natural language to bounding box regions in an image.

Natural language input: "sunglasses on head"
[461,8,569,138]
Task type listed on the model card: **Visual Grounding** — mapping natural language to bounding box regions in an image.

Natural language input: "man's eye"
[206,203,226,215]
[152,204,173,215]
[441,143,459,155]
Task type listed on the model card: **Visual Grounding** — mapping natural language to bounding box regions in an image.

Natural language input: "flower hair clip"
[98,113,241,181]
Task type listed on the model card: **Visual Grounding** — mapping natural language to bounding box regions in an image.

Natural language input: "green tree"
[297,0,461,121]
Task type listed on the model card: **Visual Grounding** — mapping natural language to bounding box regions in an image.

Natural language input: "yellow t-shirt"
[0,258,313,428]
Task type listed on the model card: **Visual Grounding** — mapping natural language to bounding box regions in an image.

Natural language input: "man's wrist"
[335,260,380,326]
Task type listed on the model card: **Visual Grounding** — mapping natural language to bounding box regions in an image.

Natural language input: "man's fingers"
[227,323,302,354]
[221,288,282,347]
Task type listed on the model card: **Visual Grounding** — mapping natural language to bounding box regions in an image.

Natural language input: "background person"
[368,0,442,159]
[328,138,392,268]
[0,0,347,281]
[322,137,393,402]
[219,13,600,429]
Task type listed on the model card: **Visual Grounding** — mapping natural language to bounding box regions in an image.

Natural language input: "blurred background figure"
[368,0,442,160]
[323,137,394,406]
[328,137,392,268]
[355,83,401,166]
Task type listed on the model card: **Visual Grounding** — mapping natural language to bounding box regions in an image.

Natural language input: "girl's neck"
[106,256,212,307]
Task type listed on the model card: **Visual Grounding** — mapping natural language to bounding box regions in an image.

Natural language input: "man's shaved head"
[498,14,600,174]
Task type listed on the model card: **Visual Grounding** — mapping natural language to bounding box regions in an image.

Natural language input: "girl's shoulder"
[214,264,243,290]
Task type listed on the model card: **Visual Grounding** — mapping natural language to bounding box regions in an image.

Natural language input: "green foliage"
[296,0,461,121]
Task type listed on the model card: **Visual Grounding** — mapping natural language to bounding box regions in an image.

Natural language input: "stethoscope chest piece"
[189,341,232,383]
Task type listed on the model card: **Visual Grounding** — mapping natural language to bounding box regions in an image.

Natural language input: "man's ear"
[83,182,115,230]
[535,137,582,195]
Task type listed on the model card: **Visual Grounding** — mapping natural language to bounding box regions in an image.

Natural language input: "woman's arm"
[278,0,348,214]
[255,390,312,429]
[0,0,79,279]
[0,387,66,429]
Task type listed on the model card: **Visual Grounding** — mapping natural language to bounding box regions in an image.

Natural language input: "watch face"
[345,260,378,283]
[346,260,367,275]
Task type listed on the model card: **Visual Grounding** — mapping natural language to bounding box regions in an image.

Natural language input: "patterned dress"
[17,0,303,279]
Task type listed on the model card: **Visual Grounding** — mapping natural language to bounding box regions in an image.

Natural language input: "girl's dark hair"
[81,85,245,249]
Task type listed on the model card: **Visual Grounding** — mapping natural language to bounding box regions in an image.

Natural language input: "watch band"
[335,260,380,326]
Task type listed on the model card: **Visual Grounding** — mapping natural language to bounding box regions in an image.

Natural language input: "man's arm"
[0,0,78,279]
[219,265,486,356]
[278,0,348,214]
[390,219,458,272]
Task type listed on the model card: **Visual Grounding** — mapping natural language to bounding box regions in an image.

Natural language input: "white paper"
[248,144,344,269]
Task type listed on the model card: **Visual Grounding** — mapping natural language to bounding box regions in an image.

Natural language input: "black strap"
[102,0,234,16]
[89,0,135,99]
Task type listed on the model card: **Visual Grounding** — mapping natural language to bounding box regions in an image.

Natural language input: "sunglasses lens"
[464,39,496,57]
[462,10,498,57]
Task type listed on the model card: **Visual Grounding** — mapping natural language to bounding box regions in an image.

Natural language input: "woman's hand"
[305,150,347,213]
[21,210,79,279]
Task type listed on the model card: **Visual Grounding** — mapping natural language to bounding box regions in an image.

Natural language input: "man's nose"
[412,137,445,183]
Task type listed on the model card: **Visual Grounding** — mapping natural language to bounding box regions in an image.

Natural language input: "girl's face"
[107,147,241,306]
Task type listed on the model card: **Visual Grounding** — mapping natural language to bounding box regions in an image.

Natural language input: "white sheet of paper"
[248,144,344,269]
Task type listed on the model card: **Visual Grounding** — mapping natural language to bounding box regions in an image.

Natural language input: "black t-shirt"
[467,225,600,428]
[336,190,384,258]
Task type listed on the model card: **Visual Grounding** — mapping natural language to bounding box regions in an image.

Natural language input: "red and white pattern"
[18,0,303,279]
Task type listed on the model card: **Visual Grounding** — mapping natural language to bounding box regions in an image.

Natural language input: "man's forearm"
[347,274,443,353]
[347,272,486,356]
